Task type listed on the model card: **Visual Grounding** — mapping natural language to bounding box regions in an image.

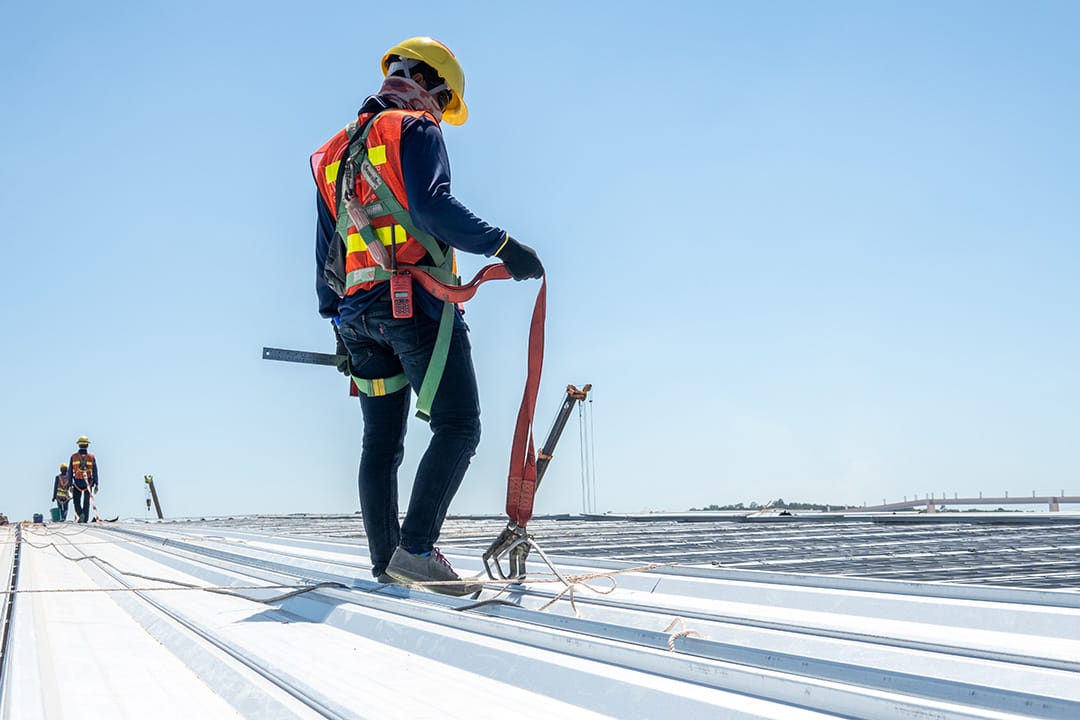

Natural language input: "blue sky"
[2,1,1077,522]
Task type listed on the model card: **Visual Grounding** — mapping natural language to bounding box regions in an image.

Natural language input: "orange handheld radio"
[389,227,413,319]
[391,271,413,319]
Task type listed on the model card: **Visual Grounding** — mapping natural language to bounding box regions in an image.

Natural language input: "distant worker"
[52,462,71,521]
[310,37,542,594]
[69,435,100,523]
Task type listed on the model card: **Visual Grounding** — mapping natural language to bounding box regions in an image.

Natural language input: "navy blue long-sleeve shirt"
[315,95,506,327]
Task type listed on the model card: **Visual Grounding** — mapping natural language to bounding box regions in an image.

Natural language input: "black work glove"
[496,236,544,281]
[333,325,351,376]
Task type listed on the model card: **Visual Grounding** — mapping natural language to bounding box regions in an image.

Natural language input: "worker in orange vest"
[52,462,71,521]
[69,435,100,523]
[311,37,542,595]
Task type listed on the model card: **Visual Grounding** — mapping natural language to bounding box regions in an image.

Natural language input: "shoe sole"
[384,569,482,597]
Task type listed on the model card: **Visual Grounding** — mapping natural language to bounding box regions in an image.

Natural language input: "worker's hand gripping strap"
[504,277,547,527]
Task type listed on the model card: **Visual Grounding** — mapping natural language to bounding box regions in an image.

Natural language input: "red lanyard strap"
[410,264,546,525]
[505,278,546,526]
[408,262,511,302]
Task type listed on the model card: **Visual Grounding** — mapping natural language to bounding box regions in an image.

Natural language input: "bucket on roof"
[49,507,62,522]
[33,513,44,524]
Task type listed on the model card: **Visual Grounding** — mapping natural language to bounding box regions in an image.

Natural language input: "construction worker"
[69,435,100,523]
[311,37,542,595]
[52,463,71,521]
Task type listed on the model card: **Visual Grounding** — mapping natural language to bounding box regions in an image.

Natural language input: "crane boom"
[535,384,591,488]
[144,475,164,519]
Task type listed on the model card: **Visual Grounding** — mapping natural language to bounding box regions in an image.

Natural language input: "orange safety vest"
[55,473,70,500]
[70,452,95,481]
[310,109,448,294]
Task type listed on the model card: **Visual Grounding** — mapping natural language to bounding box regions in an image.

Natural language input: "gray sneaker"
[386,546,483,596]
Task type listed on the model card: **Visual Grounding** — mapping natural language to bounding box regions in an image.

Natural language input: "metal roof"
[2,514,1078,719]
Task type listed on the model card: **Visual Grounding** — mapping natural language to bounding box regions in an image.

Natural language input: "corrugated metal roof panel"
[2,516,1078,719]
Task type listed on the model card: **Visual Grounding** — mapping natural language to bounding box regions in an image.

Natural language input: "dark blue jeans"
[72,483,91,522]
[337,300,481,578]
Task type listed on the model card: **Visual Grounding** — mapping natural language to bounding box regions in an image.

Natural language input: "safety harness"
[70,453,94,483]
[333,111,549,562]
[332,111,461,420]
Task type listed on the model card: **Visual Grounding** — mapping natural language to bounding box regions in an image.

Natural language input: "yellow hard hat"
[60,463,68,472]
[77,435,90,446]
[381,37,468,125]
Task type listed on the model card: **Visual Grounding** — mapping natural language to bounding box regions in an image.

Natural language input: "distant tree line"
[690,498,858,511]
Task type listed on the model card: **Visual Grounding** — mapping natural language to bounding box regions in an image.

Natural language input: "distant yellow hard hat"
[77,435,90,446]
[381,37,468,125]
[60,463,68,472]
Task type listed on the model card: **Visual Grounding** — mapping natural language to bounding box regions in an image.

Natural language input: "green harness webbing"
[350,372,410,398]
[336,112,460,421]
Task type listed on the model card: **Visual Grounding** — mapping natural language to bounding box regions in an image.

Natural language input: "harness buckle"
[360,158,383,191]
[342,162,357,201]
